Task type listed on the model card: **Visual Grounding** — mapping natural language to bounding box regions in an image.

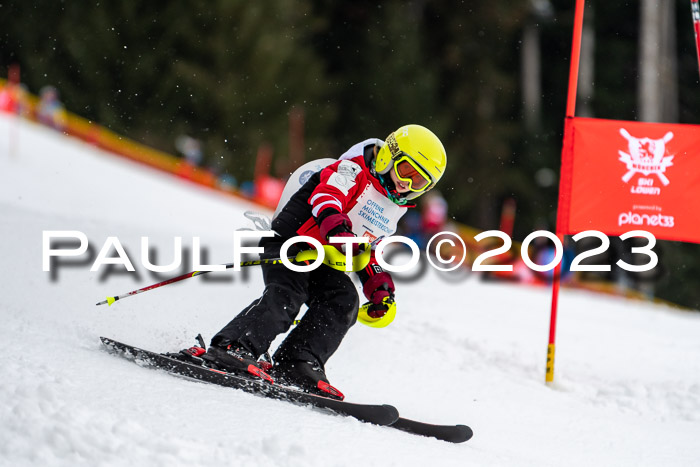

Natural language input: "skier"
[201,124,447,399]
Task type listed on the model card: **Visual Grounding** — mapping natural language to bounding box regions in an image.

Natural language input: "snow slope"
[1,113,699,467]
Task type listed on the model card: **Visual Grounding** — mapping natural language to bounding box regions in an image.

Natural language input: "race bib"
[346,184,406,242]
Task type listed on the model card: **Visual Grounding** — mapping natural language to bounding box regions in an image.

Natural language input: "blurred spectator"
[397,209,423,246]
[37,85,67,130]
[16,83,30,117]
[240,180,256,198]
[0,82,28,116]
[421,191,449,239]
[417,191,467,268]
[532,241,575,284]
[397,191,450,249]
[217,173,238,191]
[175,135,203,166]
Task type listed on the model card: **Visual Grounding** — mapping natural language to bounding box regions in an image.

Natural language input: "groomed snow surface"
[1,113,699,467]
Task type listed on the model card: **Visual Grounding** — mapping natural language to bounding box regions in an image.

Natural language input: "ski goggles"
[393,155,433,192]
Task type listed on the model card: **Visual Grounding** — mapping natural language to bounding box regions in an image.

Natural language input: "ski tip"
[390,417,473,443]
[382,404,400,424]
[456,424,474,443]
[99,336,114,349]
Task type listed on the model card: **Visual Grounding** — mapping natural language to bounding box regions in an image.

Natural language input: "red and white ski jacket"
[271,138,408,245]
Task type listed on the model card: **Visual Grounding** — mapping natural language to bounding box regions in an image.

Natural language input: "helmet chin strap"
[377,172,410,206]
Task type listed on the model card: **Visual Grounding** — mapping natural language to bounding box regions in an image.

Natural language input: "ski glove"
[317,210,362,255]
[362,271,395,318]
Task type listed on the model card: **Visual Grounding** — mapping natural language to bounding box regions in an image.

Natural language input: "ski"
[390,417,473,444]
[100,337,473,443]
[100,337,398,426]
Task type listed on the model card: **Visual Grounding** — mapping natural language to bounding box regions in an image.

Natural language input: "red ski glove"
[362,271,395,318]
[318,210,361,255]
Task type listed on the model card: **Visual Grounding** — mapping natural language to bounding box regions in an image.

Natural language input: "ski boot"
[201,341,274,384]
[273,360,344,400]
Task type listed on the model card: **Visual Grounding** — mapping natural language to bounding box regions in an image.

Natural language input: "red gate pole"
[8,64,21,159]
[546,0,585,384]
[692,0,700,78]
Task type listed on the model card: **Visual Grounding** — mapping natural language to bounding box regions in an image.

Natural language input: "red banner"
[557,117,700,243]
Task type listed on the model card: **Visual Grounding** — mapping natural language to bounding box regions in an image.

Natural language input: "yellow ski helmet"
[375,125,447,201]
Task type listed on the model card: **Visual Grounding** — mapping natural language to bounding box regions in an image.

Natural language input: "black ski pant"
[211,239,360,368]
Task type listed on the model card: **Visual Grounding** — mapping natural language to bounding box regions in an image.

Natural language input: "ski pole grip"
[293,245,370,272]
[357,297,396,328]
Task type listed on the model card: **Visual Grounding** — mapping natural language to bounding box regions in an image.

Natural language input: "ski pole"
[95,244,370,306]
[95,255,297,306]
[289,298,395,328]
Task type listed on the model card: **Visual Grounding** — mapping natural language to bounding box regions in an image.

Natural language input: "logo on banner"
[618,128,674,195]
[618,212,674,228]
